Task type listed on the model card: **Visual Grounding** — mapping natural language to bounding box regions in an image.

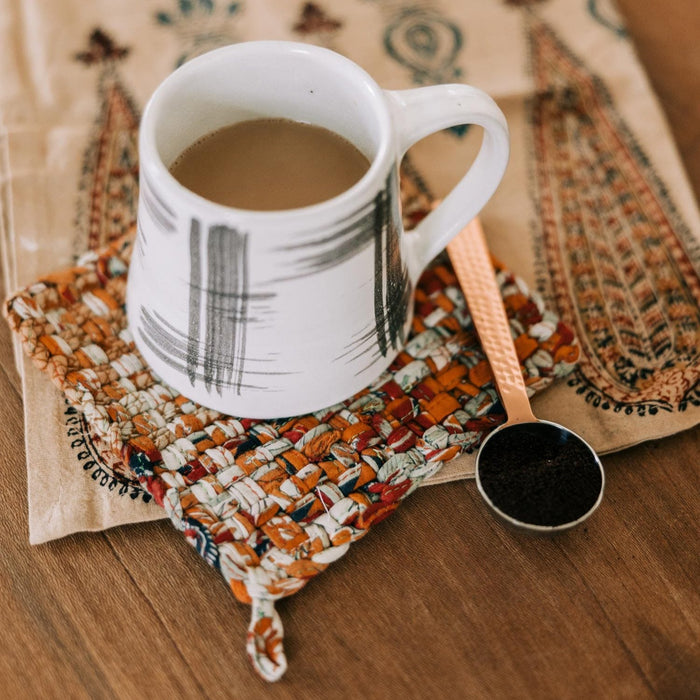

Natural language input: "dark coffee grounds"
[477,422,603,528]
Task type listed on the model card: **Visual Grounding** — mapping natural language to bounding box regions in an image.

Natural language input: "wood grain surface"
[1,2,699,698]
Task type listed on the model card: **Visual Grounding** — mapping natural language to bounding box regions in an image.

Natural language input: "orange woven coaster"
[5,231,579,680]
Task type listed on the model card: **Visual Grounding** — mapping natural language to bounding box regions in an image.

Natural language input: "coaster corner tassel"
[246,597,287,682]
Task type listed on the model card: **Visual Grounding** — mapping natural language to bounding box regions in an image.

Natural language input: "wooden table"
[1,2,698,697]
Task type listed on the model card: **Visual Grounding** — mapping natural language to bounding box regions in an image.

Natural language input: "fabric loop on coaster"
[247,597,287,682]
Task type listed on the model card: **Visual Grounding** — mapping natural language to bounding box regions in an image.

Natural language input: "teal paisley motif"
[383,7,468,138]
[587,0,627,37]
[384,7,463,85]
[155,0,243,67]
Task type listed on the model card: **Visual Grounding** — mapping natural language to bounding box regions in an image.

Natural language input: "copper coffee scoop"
[447,219,604,532]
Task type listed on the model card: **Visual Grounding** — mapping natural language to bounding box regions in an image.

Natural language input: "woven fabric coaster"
[5,230,579,680]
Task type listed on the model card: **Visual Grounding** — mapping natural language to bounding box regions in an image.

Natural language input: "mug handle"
[384,86,510,283]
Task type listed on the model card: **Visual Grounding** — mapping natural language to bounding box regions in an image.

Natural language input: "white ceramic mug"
[128,40,509,418]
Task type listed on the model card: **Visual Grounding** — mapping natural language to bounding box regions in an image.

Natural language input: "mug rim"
[139,40,395,224]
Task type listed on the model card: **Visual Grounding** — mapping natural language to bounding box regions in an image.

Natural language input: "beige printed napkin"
[1,0,699,544]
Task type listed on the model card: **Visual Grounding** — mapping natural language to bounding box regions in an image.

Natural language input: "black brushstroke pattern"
[140,175,175,233]
[374,185,389,357]
[372,169,411,358]
[140,168,411,398]
[234,233,249,394]
[149,307,291,374]
[139,306,293,384]
[385,185,404,347]
[273,207,378,280]
[274,175,398,281]
[135,221,148,260]
[279,199,376,249]
[186,219,201,385]
[334,323,377,363]
[278,169,411,362]
[136,222,289,395]
[204,225,244,394]
[293,208,378,274]
[138,326,274,392]
[149,180,176,218]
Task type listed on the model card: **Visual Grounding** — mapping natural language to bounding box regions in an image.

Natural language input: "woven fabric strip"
[5,229,579,680]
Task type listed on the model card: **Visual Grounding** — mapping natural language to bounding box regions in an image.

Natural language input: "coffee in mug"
[169,118,371,210]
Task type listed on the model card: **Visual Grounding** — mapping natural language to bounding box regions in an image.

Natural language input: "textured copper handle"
[447,219,536,424]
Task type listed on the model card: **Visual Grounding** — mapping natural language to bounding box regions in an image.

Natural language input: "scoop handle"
[447,219,536,424]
